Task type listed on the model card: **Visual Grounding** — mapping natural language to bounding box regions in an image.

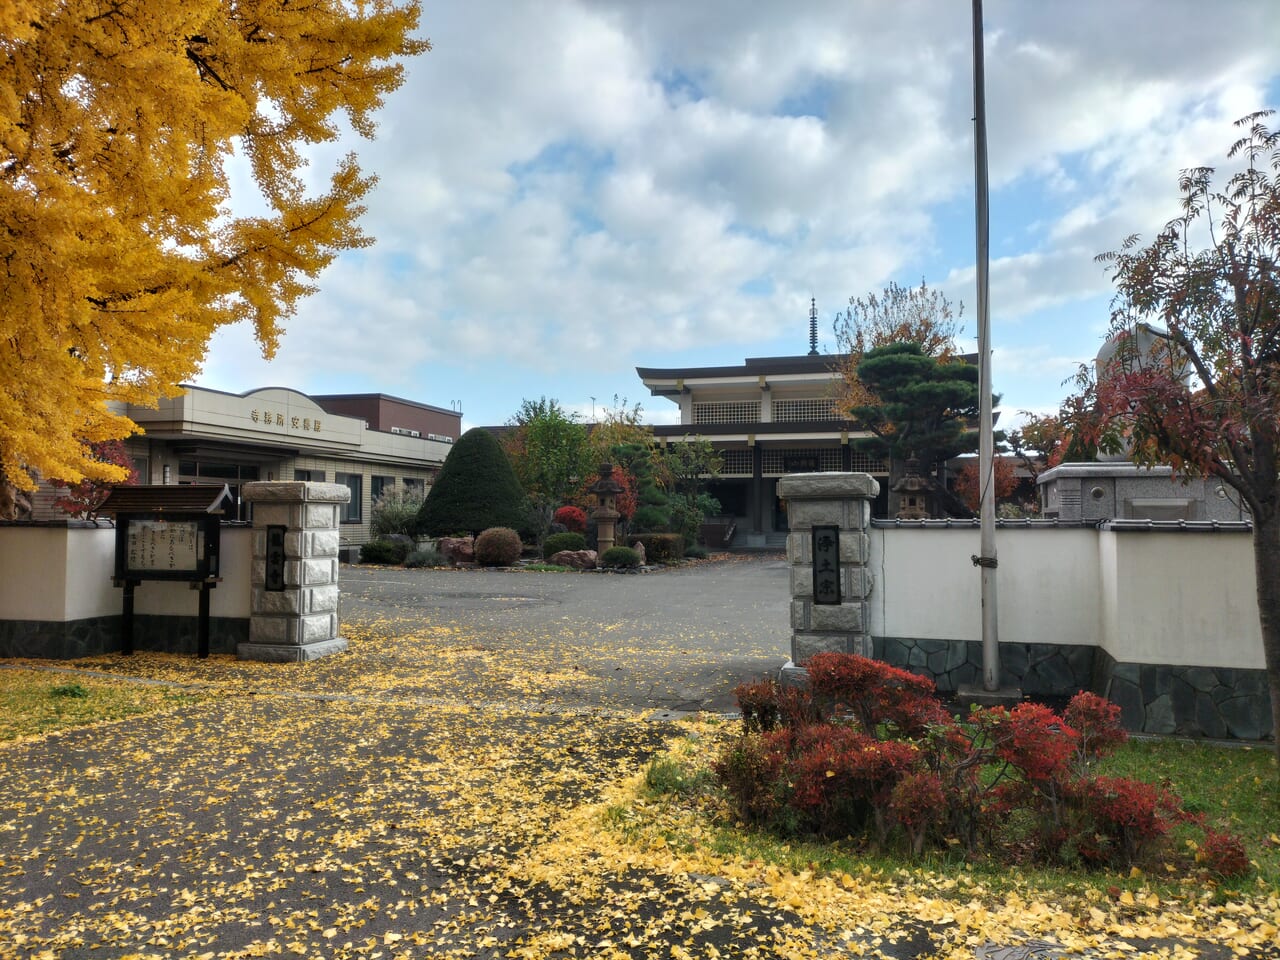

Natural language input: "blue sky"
[195,0,1280,430]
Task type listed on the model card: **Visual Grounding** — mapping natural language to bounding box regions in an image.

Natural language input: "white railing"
[692,400,761,425]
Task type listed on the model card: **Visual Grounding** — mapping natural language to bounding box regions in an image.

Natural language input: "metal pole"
[972,0,1000,690]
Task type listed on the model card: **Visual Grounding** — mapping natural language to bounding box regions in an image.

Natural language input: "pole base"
[955,682,1023,711]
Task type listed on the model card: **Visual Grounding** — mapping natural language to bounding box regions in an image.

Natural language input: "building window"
[762,447,843,476]
[371,475,395,504]
[772,398,843,422]
[295,469,325,482]
[720,450,753,475]
[177,460,260,520]
[403,477,426,497]
[336,472,363,522]
[692,400,761,425]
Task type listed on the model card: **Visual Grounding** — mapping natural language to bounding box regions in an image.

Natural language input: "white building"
[30,385,461,548]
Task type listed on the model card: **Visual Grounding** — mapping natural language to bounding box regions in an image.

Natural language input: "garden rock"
[630,540,646,565]
[439,536,474,565]
[549,549,597,570]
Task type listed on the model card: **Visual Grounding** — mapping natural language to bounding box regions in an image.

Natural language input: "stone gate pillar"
[778,473,878,664]
[239,482,350,662]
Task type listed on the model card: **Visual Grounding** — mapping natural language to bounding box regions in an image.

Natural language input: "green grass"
[0,669,205,741]
[521,563,573,573]
[618,730,1280,902]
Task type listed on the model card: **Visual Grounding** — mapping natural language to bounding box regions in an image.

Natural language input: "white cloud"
[193,0,1279,427]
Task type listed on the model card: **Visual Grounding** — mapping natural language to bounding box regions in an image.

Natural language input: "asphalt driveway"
[336,554,794,713]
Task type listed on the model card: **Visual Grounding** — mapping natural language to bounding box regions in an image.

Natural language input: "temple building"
[636,352,887,547]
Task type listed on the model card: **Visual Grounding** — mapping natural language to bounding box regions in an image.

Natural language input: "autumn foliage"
[0,0,428,495]
[1086,113,1280,759]
[49,439,138,518]
[552,506,588,533]
[952,456,1018,513]
[720,656,1247,875]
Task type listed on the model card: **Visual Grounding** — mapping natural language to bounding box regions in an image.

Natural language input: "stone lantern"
[891,457,934,520]
[589,463,624,553]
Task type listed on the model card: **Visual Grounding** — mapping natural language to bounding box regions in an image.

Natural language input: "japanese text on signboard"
[125,519,201,572]
[249,409,321,433]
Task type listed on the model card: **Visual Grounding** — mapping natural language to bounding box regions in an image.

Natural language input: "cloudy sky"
[195,0,1280,430]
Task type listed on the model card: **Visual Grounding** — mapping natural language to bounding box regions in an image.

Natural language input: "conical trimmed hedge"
[416,428,527,537]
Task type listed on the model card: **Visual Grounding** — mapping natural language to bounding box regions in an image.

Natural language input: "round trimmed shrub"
[359,539,412,565]
[474,527,522,567]
[600,546,641,568]
[543,531,586,559]
[684,544,709,560]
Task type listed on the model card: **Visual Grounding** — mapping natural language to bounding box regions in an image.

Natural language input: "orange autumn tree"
[0,0,428,508]
[833,279,964,414]
[952,455,1017,513]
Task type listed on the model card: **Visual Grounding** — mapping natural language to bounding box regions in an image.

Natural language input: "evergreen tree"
[851,342,987,517]
[416,429,526,537]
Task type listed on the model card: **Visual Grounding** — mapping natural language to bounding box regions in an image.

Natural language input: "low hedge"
[543,531,587,559]
[600,546,641,568]
[360,539,412,565]
[403,548,445,568]
[629,533,684,563]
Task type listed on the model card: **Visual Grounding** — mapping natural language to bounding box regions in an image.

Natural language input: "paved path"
[336,555,793,712]
[0,557,1272,959]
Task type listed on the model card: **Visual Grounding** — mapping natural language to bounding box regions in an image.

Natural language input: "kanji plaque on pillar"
[812,525,841,605]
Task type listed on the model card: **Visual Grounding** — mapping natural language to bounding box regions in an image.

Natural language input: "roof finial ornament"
[808,297,819,355]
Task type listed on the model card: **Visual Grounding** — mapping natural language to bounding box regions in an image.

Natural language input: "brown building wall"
[312,394,462,440]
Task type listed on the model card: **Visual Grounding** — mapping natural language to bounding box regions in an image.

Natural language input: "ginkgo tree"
[1090,112,1280,758]
[0,0,428,505]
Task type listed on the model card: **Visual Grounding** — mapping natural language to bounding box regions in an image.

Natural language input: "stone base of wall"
[875,636,1096,697]
[1096,650,1273,741]
[0,617,120,659]
[0,616,248,659]
[875,635,1273,741]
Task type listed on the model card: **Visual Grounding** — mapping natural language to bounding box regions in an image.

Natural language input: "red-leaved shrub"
[711,654,1227,876]
[712,733,784,823]
[553,505,588,533]
[1198,829,1250,878]
[1063,691,1128,770]
[806,653,946,738]
[733,679,781,733]
[1073,775,1178,866]
[989,702,1079,785]
[788,726,918,839]
[890,772,948,856]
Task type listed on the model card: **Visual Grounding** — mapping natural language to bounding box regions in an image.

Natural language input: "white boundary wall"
[870,524,1263,670]
[0,525,252,623]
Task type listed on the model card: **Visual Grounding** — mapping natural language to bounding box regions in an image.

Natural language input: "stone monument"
[778,472,878,664]
[589,464,623,554]
[238,481,350,662]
